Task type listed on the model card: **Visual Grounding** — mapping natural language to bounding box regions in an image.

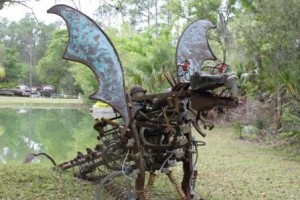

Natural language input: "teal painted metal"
[48,4,129,126]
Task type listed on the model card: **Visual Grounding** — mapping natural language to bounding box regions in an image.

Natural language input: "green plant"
[233,122,243,139]
[281,101,300,144]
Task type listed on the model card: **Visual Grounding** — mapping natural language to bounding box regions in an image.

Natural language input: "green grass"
[0,96,84,108]
[0,164,95,200]
[196,126,300,200]
[0,126,299,199]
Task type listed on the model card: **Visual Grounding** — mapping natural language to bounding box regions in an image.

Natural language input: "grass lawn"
[196,126,300,200]
[0,164,95,200]
[0,126,299,199]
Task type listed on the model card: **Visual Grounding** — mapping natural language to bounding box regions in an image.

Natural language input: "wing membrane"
[48,4,129,126]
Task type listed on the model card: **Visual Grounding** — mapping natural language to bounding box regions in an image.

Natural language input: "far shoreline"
[0,96,86,109]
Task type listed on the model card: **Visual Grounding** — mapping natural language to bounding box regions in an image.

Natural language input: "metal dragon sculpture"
[26,4,238,200]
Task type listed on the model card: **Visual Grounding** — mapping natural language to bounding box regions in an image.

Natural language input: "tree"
[0,64,5,80]
[36,29,77,94]
[232,0,300,96]
[228,0,300,141]
[165,0,240,63]
[96,0,172,37]
[1,14,57,87]
[0,0,29,10]
[2,48,24,83]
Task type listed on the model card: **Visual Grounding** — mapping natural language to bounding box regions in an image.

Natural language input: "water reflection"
[0,108,97,164]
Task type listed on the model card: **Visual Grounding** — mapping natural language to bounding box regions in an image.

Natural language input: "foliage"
[282,100,300,143]
[0,13,56,86]
[124,34,175,93]
[104,23,175,93]
[0,1,33,10]
[228,0,300,145]
[69,62,97,104]
[2,48,24,83]
[96,0,172,35]
[0,64,5,80]
[231,0,300,96]
[165,0,222,24]
[36,29,78,94]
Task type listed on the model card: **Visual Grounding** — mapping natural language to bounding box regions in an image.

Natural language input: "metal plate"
[48,4,129,126]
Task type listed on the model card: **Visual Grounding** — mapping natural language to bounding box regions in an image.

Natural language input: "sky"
[0,0,99,24]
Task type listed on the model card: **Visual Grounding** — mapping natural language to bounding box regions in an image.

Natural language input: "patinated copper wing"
[48,4,129,126]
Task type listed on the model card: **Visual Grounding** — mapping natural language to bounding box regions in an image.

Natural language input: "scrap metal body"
[47,4,238,200]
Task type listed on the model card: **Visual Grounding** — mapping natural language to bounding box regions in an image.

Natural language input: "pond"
[0,107,98,165]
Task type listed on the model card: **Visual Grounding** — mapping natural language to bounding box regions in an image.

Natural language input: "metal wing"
[176,20,217,80]
[48,4,129,126]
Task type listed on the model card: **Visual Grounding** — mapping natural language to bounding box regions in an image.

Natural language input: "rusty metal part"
[188,108,214,130]
[139,128,191,150]
[58,150,103,170]
[131,90,191,102]
[96,171,130,200]
[190,72,227,92]
[131,122,146,200]
[24,152,57,166]
[191,91,237,112]
[100,118,121,128]
[164,72,175,87]
[104,180,127,199]
[167,171,187,200]
[192,120,206,137]
[145,172,157,200]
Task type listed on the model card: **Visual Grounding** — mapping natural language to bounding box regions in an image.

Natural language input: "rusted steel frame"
[104,180,128,199]
[188,108,214,130]
[97,127,119,137]
[136,110,163,123]
[192,120,206,137]
[77,159,107,174]
[137,109,176,123]
[172,82,191,92]
[162,106,177,134]
[217,96,238,107]
[170,72,178,85]
[95,115,122,124]
[168,96,183,149]
[139,129,191,150]
[187,107,207,137]
[182,130,194,199]
[145,172,157,200]
[164,72,175,87]
[58,151,103,170]
[130,122,146,199]
[131,90,191,101]
[100,118,120,128]
[136,121,189,149]
[96,171,128,200]
[167,171,186,199]
[136,121,175,130]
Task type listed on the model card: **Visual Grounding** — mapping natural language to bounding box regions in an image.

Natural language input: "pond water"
[0,107,98,165]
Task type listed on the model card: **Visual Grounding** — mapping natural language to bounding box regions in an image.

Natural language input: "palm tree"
[125,40,175,93]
